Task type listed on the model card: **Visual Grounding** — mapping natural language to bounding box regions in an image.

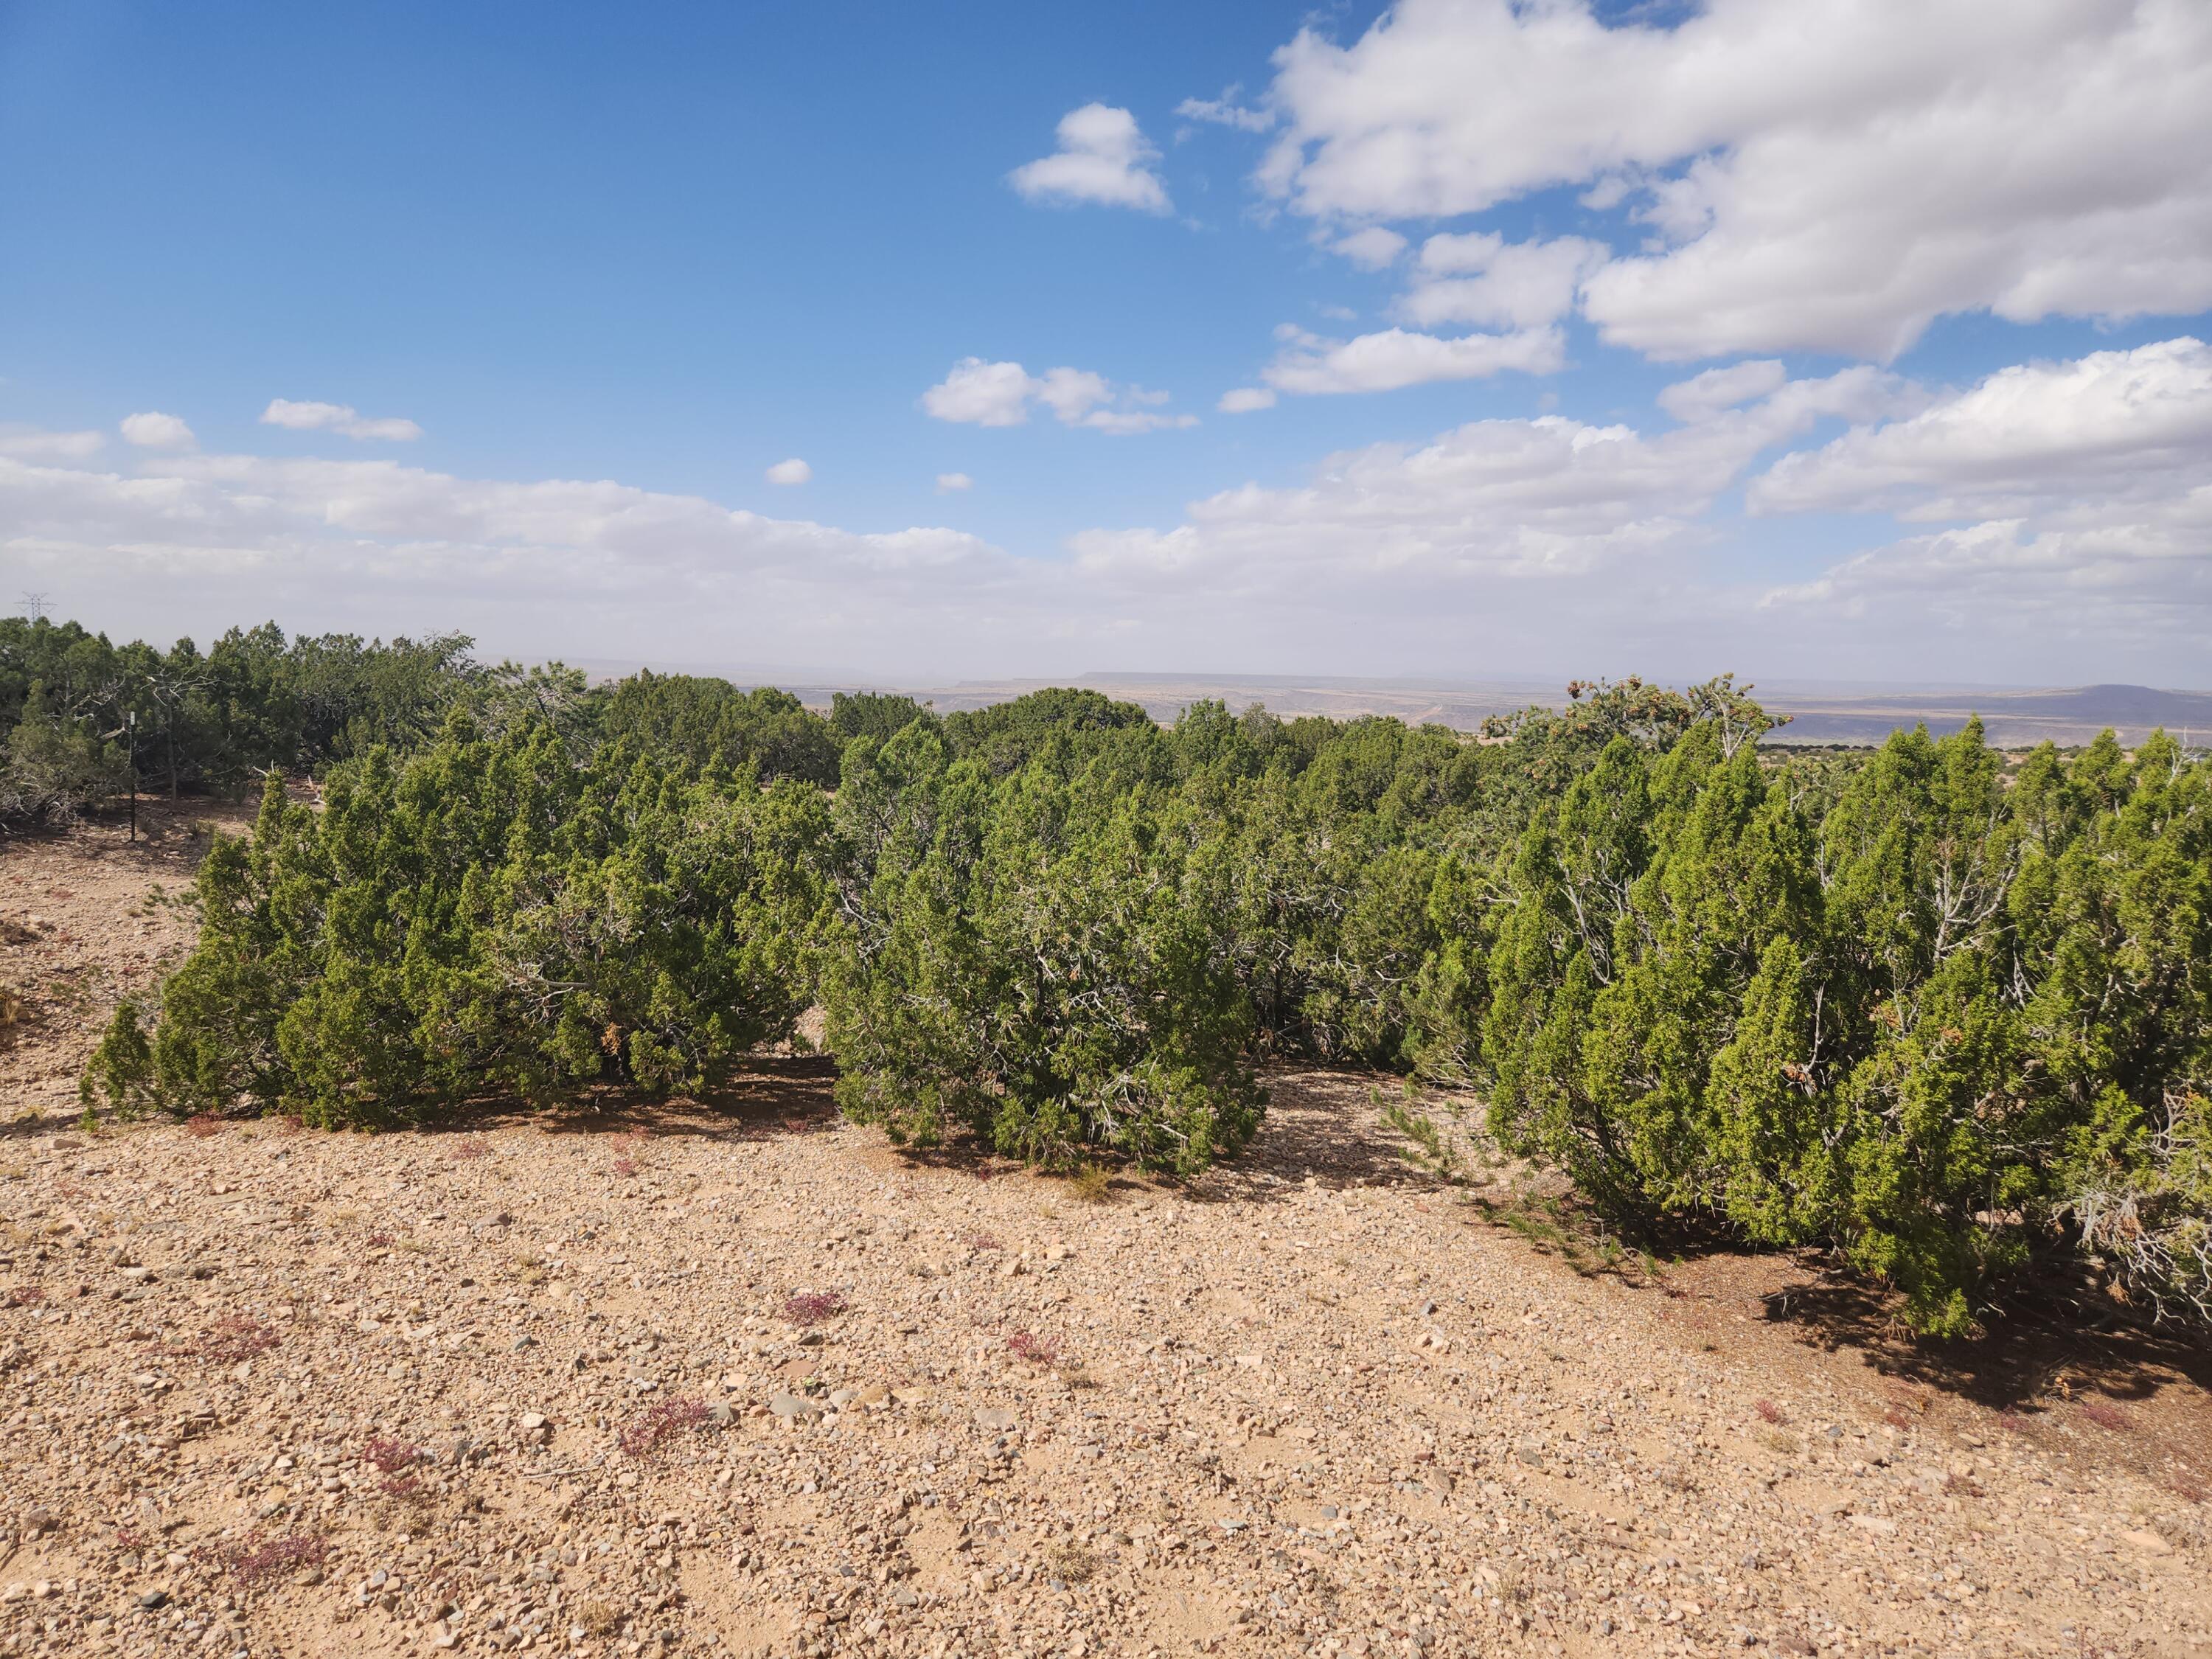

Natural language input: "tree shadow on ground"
[1748,1259,2212,1419]
[494,1058,1455,1198]
[1195,1066,1453,1200]
[412,1054,845,1146]
[852,1065,1453,1199]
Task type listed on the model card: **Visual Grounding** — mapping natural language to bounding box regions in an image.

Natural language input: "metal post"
[127,709,137,843]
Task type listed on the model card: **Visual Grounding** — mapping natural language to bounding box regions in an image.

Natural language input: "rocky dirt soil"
[3,810,2210,1659]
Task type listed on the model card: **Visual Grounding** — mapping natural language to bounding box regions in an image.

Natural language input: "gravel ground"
[4,811,2209,1659]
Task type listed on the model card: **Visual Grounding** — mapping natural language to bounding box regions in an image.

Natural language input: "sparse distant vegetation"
[41,606,2209,1336]
[1,615,482,821]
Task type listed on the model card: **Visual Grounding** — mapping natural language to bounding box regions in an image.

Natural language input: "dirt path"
[2,820,2208,1659]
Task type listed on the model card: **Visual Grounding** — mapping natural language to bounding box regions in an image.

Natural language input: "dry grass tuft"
[2079,1399,2133,1433]
[184,1113,224,1138]
[1068,1164,1114,1205]
[1008,1329,1060,1366]
[1045,1540,1099,1585]
[1753,1398,1786,1425]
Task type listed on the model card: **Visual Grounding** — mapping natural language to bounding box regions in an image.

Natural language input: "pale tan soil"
[1,803,237,1122]
[3,818,2211,1659]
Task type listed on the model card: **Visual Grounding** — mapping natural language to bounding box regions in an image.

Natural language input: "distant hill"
[1764,684,2212,747]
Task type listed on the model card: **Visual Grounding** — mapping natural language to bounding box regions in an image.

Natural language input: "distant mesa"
[1772,683,2212,748]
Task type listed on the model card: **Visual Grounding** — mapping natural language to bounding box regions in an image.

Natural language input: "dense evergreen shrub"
[1478,720,2212,1333]
[829,689,937,745]
[82,717,830,1125]
[820,720,1262,1175]
[590,670,841,785]
[1,679,128,823]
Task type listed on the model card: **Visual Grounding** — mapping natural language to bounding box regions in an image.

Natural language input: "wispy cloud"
[922,358,1197,434]
[260,398,422,442]
[1259,323,1563,396]
[1175,88,1273,134]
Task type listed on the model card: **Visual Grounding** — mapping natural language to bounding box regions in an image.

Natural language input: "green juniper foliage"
[821,711,1263,1175]
[47,611,2210,1335]
[1478,717,2212,1335]
[83,716,829,1126]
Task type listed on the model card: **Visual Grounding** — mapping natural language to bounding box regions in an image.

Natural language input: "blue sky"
[3,0,2209,686]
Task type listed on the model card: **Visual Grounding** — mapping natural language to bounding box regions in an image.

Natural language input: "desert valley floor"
[2,807,2209,1659]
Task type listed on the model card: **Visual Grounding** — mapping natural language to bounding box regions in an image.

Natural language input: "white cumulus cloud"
[921,358,1196,434]
[1009,104,1171,214]
[765,458,813,486]
[936,472,973,493]
[119,411,195,450]
[1217,388,1276,414]
[260,399,423,442]
[920,358,1036,428]
[1256,0,2212,359]
[1751,338,2212,521]
[1759,507,2212,655]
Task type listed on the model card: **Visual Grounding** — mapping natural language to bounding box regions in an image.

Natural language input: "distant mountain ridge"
[1767,683,2212,747]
